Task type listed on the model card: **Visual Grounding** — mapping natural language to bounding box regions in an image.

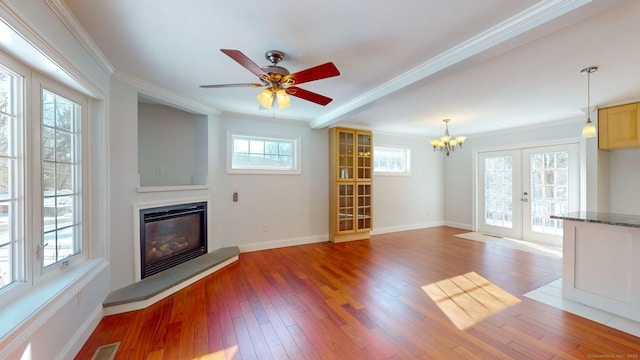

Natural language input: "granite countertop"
[551,211,640,228]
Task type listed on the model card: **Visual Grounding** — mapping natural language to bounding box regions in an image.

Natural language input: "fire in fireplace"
[139,201,207,279]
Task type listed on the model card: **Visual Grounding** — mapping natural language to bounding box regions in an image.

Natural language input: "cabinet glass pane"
[338,131,355,180]
[356,132,372,180]
[357,184,372,230]
[338,184,354,232]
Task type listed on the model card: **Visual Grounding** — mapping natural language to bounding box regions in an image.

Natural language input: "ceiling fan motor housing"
[262,65,290,83]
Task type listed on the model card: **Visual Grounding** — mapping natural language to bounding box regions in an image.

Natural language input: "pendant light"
[580,66,598,138]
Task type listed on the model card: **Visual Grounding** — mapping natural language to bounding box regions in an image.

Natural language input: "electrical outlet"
[77,291,84,305]
[155,166,164,175]
[263,224,269,232]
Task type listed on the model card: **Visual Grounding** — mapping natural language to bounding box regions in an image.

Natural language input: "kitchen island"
[551,212,640,322]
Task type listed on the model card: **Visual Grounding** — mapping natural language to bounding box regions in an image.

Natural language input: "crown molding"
[112,70,221,115]
[310,0,592,129]
[0,0,106,98]
[46,0,114,76]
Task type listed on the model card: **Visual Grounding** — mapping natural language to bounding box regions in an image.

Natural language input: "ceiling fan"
[200,49,340,109]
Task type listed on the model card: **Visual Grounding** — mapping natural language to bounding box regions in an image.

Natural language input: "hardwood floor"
[75,227,640,359]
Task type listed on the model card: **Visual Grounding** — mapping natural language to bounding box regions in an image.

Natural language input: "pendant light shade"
[581,66,598,138]
[257,89,273,109]
[276,89,290,109]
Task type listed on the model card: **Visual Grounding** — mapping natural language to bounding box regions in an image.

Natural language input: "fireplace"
[139,201,207,279]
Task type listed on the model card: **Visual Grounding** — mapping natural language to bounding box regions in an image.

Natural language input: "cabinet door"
[356,132,372,180]
[337,130,355,180]
[356,183,372,231]
[337,184,355,233]
[599,103,640,149]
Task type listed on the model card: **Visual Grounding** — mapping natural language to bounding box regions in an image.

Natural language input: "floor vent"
[91,342,120,360]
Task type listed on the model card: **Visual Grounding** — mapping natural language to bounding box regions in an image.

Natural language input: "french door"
[477,143,580,244]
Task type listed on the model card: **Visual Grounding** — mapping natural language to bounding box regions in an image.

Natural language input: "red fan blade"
[286,86,333,106]
[200,83,264,88]
[283,62,340,85]
[220,49,267,79]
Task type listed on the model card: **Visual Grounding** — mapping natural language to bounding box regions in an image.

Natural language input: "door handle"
[521,198,529,202]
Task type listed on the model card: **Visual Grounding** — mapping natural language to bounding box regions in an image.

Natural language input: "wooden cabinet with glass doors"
[329,127,372,243]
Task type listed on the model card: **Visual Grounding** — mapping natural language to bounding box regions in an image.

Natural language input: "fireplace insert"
[139,201,207,279]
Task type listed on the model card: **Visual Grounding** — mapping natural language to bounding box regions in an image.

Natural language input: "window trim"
[227,131,302,175]
[373,145,412,176]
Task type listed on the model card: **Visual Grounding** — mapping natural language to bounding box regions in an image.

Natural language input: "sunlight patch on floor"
[422,271,521,330]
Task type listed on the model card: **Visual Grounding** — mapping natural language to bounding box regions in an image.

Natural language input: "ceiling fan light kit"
[430,119,467,157]
[257,88,290,109]
[201,49,340,109]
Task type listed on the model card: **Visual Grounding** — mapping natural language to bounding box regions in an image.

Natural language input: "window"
[373,146,411,175]
[0,65,23,289]
[41,90,82,267]
[0,52,88,304]
[228,132,301,174]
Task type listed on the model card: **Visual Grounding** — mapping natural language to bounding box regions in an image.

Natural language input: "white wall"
[212,118,445,250]
[138,103,207,186]
[215,114,329,250]
[372,132,444,232]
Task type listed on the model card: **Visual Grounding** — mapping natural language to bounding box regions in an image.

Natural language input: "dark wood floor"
[76,227,640,359]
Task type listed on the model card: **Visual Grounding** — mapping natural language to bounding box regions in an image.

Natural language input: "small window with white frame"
[374,146,411,175]
[228,132,301,174]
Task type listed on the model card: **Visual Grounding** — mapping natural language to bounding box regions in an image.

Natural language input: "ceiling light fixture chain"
[580,65,598,138]
[429,119,467,156]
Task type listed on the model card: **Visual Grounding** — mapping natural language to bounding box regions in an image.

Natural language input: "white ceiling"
[62,0,640,137]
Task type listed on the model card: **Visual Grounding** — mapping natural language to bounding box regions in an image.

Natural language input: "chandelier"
[429,119,467,156]
[580,65,598,138]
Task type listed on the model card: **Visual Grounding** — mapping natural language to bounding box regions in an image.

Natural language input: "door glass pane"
[530,151,568,235]
[484,156,513,228]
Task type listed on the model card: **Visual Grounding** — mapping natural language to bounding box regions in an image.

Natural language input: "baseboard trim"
[238,234,328,252]
[371,221,445,235]
[443,221,472,231]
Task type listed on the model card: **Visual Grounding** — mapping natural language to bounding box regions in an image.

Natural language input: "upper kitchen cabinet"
[598,102,640,150]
